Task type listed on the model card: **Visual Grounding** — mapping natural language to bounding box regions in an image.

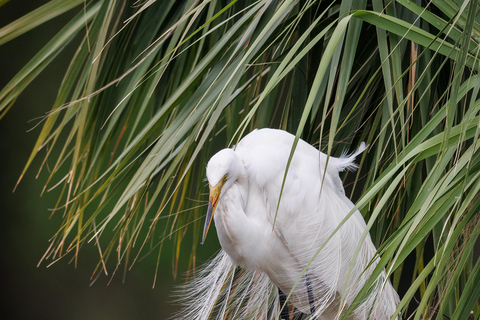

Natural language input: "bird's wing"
[238,128,367,229]
[319,142,368,229]
[237,129,377,316]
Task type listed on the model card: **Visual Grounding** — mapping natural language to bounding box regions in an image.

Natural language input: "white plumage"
[176,128,399,319]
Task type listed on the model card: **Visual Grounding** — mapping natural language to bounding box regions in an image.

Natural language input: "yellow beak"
[202,181,224,244]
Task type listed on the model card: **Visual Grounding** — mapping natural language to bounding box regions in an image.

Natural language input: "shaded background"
[0,2,218,319]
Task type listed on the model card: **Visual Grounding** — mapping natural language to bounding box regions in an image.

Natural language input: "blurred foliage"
[0,1,184,319]
[1,0,480,319]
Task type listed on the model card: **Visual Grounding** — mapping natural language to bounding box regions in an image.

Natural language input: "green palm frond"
[2,0,480,318]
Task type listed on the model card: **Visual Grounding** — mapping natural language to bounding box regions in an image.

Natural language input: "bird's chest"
[213,205,269,270]
[214,209,250,268]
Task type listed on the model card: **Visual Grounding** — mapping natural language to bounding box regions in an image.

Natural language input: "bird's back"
[236,128,367,227]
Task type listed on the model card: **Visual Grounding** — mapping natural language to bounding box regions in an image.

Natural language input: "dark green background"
[0,2,217,319]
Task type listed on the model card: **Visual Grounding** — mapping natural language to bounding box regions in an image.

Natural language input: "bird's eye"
[222,174,227,181]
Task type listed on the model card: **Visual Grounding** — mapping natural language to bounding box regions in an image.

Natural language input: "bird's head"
[202,149,242,244]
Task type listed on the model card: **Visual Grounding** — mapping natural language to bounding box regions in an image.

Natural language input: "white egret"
[178,128,399,320]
